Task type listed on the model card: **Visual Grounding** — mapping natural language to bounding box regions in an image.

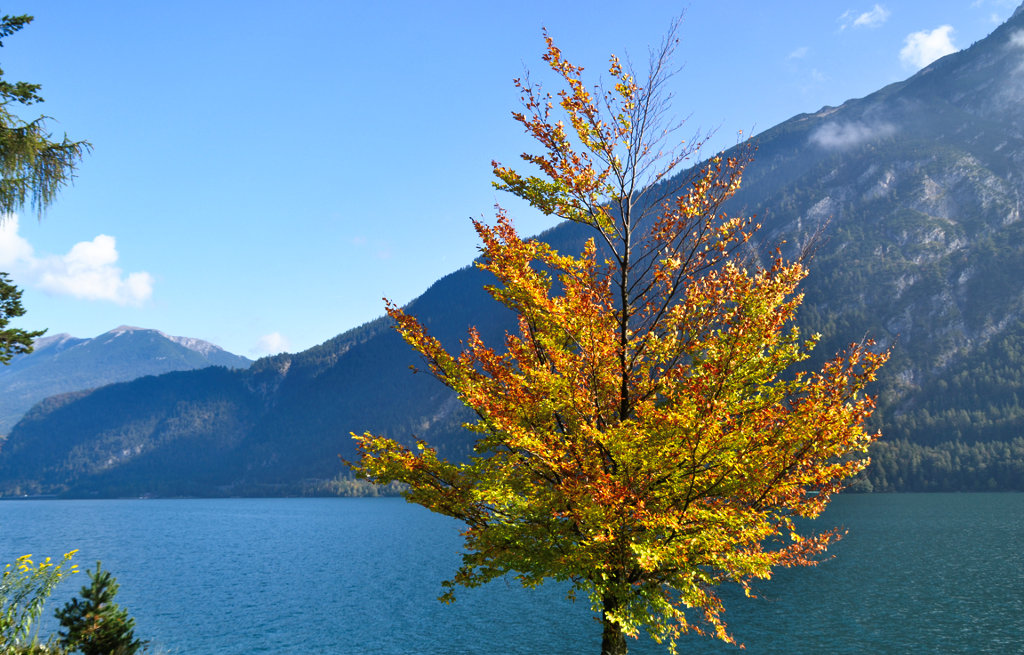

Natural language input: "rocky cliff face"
[708,11,1024,446]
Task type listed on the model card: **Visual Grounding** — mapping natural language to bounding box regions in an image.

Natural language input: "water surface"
[1,494,1020,654]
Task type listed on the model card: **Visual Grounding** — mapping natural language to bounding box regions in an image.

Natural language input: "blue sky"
[0,1,1020,357]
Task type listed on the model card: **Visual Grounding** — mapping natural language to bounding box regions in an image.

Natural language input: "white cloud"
[809,121,897,150]
[839,5,891,30]
[855,5,891,28]
[252,332,290,356]
[0,214,153,305]
[0,217,33,264]
[900,26,957,70]
[1006,30,1024,94]
[788,46,809,60]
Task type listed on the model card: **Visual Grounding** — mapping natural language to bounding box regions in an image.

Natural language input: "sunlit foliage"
[1,551,78,651]
[353,22,886,654]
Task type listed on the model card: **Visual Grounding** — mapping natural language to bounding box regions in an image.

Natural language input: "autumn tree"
[352,22,886,654]
[0,13,90,363]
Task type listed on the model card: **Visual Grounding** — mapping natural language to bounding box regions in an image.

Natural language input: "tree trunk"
[601,596,628,655]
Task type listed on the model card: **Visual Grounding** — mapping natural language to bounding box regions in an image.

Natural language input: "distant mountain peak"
[0,327,253,434]
[33,333,75,348]
[103,325,224,357]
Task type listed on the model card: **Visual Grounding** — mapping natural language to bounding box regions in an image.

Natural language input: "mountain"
[0,326,252,434]
[3,9,1024,496]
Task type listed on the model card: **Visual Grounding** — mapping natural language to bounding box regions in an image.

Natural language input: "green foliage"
[0,14,90,219]
[301,472,406,496]
[0,272,43,365]
[2,643,66,654]
[0,12,88,381]
[55,563,145,655]
[0,15,43,106]
[852,438,1024,492]
[1,552,77,652]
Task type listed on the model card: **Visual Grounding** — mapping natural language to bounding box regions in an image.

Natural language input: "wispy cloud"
[840,5,891,30]
[900,26,957,69]
[788,46,809,60]
[809,121,897,150]
[0,215,153,305]
[856,4,891,28]
[1005,30,1024,97]
[252,332,290,356]
[970,0,1020,23]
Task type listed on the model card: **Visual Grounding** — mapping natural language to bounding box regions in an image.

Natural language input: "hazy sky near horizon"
[0,1,1019,357]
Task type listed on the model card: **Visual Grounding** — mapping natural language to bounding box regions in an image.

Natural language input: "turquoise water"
[0,494,1021,654]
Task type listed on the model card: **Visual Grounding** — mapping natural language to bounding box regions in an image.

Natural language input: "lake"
[1,494,1021,654]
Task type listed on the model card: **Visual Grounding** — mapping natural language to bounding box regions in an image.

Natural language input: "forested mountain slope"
[2,9,1024,496]
[0,326,251,434]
